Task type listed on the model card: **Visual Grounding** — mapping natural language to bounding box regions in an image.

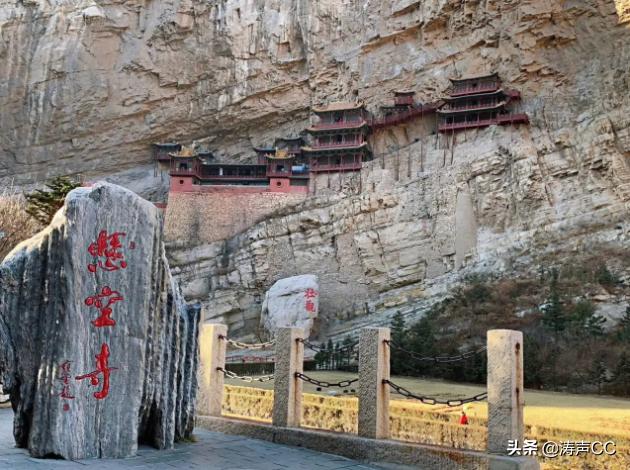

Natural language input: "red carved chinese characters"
[75,343,117,400]
[87,230,128,273]
[58,361,75,411]
[61,228,132,410]
[84,286,122,327]
[304,288,318,314]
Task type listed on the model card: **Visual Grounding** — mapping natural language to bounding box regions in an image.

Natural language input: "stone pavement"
[0,408,383,470]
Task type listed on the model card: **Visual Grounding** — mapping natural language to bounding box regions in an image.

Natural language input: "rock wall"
[164,189,306,247]
[0,183,199,459]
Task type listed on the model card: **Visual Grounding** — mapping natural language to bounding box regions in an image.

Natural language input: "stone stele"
[260,275,319,338]
[0,182,200,459]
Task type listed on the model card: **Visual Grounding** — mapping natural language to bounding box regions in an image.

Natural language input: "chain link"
[295,372,358,389]
[217,368,275,383]
[385,341,486,364]
[299,339,358,354]
[384,380,487,407]
[219,335,275,350]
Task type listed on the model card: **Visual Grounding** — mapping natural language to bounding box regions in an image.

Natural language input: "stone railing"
[197,325,538,469]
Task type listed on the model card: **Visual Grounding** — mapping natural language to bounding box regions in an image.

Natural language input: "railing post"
[358,327,390,439]
[197,323,227,416]
[487,329,524,454]
[272,327,304,428]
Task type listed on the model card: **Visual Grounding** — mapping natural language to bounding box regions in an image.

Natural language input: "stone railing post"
[358,327,390,439]
[197,323,227,416]
[487,329,524,454]
[272,327,304,428]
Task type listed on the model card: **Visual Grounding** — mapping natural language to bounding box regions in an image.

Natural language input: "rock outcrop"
[260,274,319,338]
[0,182,199,459]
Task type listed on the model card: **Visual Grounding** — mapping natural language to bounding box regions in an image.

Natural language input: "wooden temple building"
[254,137,309,192]
[302,102,372,173]
[437,73,529,133]
[159,73,528,193]
[167,137,309,193]
[152,142,182,162]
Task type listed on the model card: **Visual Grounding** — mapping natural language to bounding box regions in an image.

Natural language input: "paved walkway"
[0,409,382,470]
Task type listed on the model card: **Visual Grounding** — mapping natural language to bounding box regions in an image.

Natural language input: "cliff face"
[2,1,630,337]
[3,0,627,186]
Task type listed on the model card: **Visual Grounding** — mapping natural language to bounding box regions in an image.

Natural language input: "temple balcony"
[310,119,367,131]
[438,118,496,132]
[266,169,309,179]
[266,169,292,178]
[313,140,363,149]
[438,113,529,132]
[438,100,506,113]
[169,167,197,177]
[200,175,268,181]
[309,162,363,172]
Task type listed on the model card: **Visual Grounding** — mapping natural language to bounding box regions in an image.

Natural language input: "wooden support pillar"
[487,329,525,454]
[358,327,390,439]
[197,323,227,417]
[272,327,304,428]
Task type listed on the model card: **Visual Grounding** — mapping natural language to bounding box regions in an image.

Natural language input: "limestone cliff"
[2,1,630,338]
[3,0,627,186]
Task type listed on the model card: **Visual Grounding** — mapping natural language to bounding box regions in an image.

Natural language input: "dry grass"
[0,187,40,261]
[223,372,630,470]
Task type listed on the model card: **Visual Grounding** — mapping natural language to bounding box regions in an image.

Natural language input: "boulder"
[0,182,199,459]
[260,275,319,338]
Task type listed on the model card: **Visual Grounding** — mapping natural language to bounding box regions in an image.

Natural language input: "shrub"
[595,264,619,287]
[24,176,80,225]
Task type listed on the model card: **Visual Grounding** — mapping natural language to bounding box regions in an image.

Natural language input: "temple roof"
[444,89,505,101]
[153,142,181,147]
[306,120,369,133]
[437,100,507,114]
[301,142,369,153]
[266,150,295,160]
[170,146,195,157]
[312,102,365,113]
[449,72,498,83]
[275,136,303,142]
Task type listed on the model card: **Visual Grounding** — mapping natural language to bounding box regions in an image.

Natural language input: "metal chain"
[217,368,275,383]
[299,339,358,354]
[385,341,486,364]
[384,380,487,407]
[295,372,358,389]
[219,335,275,350]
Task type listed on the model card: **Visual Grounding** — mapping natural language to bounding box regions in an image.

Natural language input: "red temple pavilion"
[437,73,529,133]
[254,137,309,192]
[302,102,372,172]
[168,146,269,192]
[153,142,182,163]
[167,137,310,193]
